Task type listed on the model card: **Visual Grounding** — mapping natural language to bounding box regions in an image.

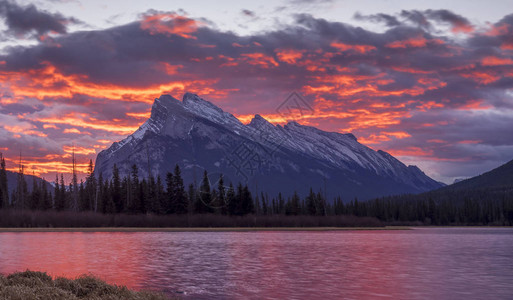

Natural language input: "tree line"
[0,153,512,225]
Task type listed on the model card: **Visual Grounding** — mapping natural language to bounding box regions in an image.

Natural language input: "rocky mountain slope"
[94,93,443,200]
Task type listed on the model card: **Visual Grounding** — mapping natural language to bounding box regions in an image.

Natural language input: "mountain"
[378,158,513,210]
[94,93,443,200]
[5,170,53,196]
[437,159,513,193]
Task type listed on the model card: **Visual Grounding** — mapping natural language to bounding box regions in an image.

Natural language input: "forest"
[0,153,512,227]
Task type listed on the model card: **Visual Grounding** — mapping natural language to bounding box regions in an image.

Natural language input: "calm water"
[0,228,512,299]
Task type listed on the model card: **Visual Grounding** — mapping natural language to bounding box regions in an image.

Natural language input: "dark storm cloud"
[0,0,80,39]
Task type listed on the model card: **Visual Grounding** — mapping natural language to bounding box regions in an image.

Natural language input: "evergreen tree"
[156,175,165,214]
[129,164,140,213]
[85,159,97,212]
[196,170,212,213]
[41,179,51,210]
[173,165,187,214]
[165,171,175,213]
[217,175,227,214]
[14,166,28,209]
[0,153,8,208]
[187,183,196,214]
[112,164,122,213]
[97,173,105,213]
[241,185,254,215]
[148,174,160,214]
[104,179,115,213]
[306,188,316,215]
[59,174,67,210]
[227,183,236,215]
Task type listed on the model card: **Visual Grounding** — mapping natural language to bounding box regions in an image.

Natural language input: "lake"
[0,228,512,299]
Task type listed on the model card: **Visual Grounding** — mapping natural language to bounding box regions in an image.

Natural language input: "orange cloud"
[481,56,513,66]
[416,101,445,111]
[460,71,500,84]
[140,13,200,39]
[0,62,227,104]
[3,125,47,137]
[35,113,140,135]
[428,139,447,143]
[501,43,513,50]
[484,24,509,36]
[451,23,474,34]
[457,100,492,110]
[43,124,58,129]
[330,42,376,54]
[391,66,435,74]
[458,140,481,144]
[241,53,279,68]
[63,128,85,134]
[386,36,444,48]
[358,131,410,144]
[275,49,304,64]
[387,147,433,157]
[63,145,96,155]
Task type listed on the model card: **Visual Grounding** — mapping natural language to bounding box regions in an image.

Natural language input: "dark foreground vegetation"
[0,270,169,299]
[0,210,382,228]
[0,154,512,227]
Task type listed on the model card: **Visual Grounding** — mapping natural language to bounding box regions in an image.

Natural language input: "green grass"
[0,270,172,300]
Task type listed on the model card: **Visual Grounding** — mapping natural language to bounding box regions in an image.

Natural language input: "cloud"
[0,0,81,40]
[0,8,512,183]
[355,9,475,34]
[354,12,401,27]
[241,9,256,18]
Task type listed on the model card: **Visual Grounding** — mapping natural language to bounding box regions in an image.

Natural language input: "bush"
[0,270,171,300]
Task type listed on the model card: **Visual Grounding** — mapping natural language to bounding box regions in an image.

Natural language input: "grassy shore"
[0,226,409,232]
[0,270,171,300]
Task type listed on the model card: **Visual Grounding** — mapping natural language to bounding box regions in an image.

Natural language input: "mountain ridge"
[94,93,443,200]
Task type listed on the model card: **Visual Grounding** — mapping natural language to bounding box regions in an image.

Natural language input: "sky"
[0,0,512,184]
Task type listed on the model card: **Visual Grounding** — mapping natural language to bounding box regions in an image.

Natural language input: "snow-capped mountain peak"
[95,93,443,200]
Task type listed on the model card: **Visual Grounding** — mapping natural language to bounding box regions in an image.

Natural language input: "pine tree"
[218,175,227,214]
[173,165,187,214]
[104,179,115,213]
[289,192,300,215]
[306,188,316,215]
[59,174,67,210]
[14,164,28,209]
[41,179,51,210]
[85,159,97,212]
[112,164,122,212]
[139,178,148,214]
[187,183,196,214]
[98,173,105,213]
[148,174,159,214]
[165,171,175,213]
[156,175,165,214]
[242,185,254,215]
[0,153,8,208]
[227,183,236,215]
[130,164,140,213]
[196,170,212,213]
[30,174,41,210]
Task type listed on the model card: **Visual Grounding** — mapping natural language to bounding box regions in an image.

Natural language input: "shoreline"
[0,226,410,232]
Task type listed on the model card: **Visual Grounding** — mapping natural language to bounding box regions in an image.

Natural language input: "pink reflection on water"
[0,232,144,289]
